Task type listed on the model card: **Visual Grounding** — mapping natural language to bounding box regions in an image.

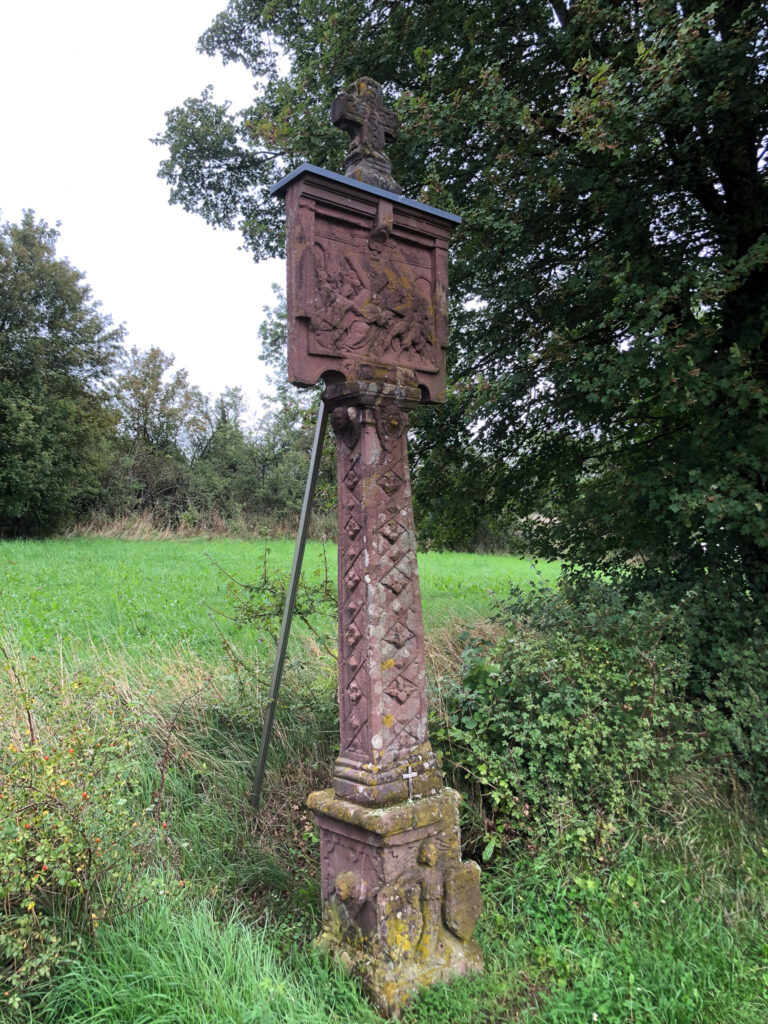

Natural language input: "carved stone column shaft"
[329,379,442,806]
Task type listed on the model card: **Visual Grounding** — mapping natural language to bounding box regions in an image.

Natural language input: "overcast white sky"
[1,0,282,410]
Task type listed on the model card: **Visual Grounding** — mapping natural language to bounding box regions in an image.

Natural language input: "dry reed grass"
[68,510,337,542]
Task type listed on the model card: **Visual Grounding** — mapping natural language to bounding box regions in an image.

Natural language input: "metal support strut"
[249,398,329,811]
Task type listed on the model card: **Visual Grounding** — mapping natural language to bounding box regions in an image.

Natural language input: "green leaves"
[0,646,163,1003]
[158,2,768,742]
[438,581,702,857]
[0,213,123,536]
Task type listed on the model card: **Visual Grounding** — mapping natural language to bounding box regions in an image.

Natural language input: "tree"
[105,346,213,519]
[112,345,211,457]
[186,386,263,521]
[0,212,123,536]
[103,338,329,529]
[246,286,337,523]
[158,2,768,748]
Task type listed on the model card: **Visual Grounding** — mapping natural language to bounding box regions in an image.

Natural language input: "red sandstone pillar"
[269,78,482,1018]
[329,381,442,806]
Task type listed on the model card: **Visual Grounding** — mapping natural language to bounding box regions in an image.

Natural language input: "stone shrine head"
[271,76,460,403]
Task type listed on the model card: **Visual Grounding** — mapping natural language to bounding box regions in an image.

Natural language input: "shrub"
[438,581,706,857]
[0,647,162,1012]
[682,580,768,792]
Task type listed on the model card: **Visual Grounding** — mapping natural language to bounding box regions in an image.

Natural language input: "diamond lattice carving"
[381,566,409,595]
[384,622,414,649]
[345,622,362,648]
[384,675,417,704]
[344,514,362,540]
[378,470,403,495]
[380,519,402,545]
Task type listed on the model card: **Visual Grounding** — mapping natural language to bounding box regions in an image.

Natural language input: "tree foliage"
[101,346,212,519]
[158,1,767,668]
[0,213,123,536]
[443,580,700,857]
[112,346,211,458]
[0,216,331,537]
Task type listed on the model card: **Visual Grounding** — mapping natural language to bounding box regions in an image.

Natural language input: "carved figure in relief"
[313,243,372,350]
[413,841,444,956]
[368,268,434,360]
[331,406,361,450]
[311,239,435,362]
[394,286,434,358]
[373,841,437,961]
[324,836,382,924]
[334,870,368,923]
[375,840,482,964]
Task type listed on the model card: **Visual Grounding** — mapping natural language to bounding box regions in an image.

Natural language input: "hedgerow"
[437,582,723,858]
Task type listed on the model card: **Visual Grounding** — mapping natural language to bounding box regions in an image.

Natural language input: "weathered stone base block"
[307,787,483,1018]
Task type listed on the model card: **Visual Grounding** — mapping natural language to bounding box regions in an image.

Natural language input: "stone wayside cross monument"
[270,77,482,1018]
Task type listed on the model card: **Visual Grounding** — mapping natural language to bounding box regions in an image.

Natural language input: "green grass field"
[0,536,555,658]
[1,538,766,1023]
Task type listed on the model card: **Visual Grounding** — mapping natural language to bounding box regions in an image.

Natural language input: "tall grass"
[27,775,768,1024]
[34,899,379,1024]
[68,508,339,543]
[0,536,554,659]
[405,787,768,1024]
[2,538,766,1023]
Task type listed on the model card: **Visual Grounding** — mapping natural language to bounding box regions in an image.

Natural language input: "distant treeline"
[0,214,333,539]
[89,346,338,537]
[0,213,513,547]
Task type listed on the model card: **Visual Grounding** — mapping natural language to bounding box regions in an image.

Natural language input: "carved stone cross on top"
[331,76,402,194]
[273,77,460,806]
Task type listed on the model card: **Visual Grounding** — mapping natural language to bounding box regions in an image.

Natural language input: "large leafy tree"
[158,3,767,679]
[0,213,123,536]
[101,346,208,518]
[111,345,211,457]
[102,341,328,527]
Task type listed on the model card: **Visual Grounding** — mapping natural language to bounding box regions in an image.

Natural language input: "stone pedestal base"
[307,787,483,1018]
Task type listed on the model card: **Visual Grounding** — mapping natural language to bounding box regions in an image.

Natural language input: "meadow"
[0,537,547,656]
[1,537,766,1023]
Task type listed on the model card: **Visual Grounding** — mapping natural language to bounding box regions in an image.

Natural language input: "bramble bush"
[0,646,163,1013]
[436,582,712,859]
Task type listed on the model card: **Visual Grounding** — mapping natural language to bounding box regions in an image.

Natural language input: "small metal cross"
[402,766,418,801]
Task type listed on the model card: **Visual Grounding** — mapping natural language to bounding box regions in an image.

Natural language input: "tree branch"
[550,0,571,28]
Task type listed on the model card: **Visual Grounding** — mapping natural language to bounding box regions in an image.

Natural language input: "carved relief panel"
[276,167,457,404]
[305,226,439,372]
